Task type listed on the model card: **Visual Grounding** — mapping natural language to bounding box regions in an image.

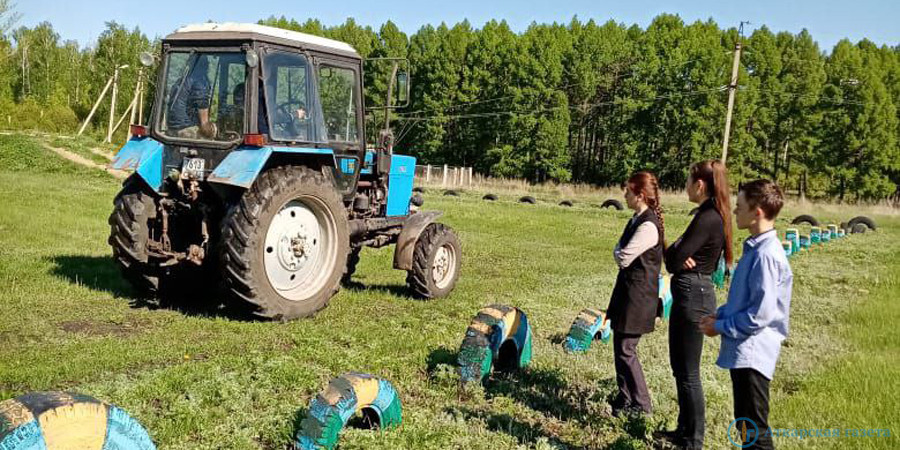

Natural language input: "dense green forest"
[1,1,898,199]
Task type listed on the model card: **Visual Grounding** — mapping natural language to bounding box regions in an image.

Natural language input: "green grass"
[0,133,897,449]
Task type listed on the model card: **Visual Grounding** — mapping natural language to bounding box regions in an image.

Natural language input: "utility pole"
[721,21,749,163]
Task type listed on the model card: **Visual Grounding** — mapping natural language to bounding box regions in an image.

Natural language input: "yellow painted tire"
[0,391,155,450]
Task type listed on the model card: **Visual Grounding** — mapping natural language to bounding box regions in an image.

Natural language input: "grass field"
[0,133,897,449]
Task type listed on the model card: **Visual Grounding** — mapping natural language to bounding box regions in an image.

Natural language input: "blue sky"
[16,0,899,51]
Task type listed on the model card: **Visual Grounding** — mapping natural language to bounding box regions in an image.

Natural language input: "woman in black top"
[606,172,665,416]
[662,160,733,449]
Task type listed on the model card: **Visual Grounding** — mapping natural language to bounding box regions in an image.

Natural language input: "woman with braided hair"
[606,171,666,417]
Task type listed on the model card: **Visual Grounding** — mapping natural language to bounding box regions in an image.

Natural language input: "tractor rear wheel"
[407,223,461,299]
[108,176,160,295]
[220,165,349,320]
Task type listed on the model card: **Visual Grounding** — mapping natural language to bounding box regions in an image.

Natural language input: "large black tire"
[220,166,349,320]
[407,223,461,299]
[443,189,459,196]
[847,216,877,231]
[108,176,160,295]
[412,187,426,194]
[342,247,361,284]
[410,193,425,207]
[851,223,868,234]
[791,214,820,226]
[482,194,498,201]
[559,200,574,207]
[518,196,536,204]
[601,199,624,210]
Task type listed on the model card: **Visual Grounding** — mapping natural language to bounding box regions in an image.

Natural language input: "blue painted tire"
[295,373,402,450]
[458,305,533,385]
[564,308,612,353]
[0,391,155,450]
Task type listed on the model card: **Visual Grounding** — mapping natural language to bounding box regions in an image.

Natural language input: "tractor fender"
[393,211,444,270]
[110,137,165,191]
[208,146,336,189]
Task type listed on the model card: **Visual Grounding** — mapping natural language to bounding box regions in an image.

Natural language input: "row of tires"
[419,187,626,210]
[790,214,876,233]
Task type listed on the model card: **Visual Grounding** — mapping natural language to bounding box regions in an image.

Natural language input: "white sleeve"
[614,222,659,269]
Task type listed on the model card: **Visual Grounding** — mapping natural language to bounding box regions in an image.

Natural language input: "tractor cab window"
[318,65,359,143]
[261,51,326,143]
[158,51,247,142]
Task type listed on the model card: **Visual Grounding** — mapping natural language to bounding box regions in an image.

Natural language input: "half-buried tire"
[518,196,536,204]
[443,190,459,197]
[458,305,533,386]
[851,223,868,234]
[412,187,425,194]
[295,373,402,450]
[791,214,820,227]
[559,200,573,207]
[0,391,155,449]
[847,216,876,231]
[482,194,498,201]
[564,308,611,354]
[601,199,624,210]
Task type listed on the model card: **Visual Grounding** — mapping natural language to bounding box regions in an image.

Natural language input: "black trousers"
[731,368,774,450]
[612,332,651,413]
[668,272,716,448]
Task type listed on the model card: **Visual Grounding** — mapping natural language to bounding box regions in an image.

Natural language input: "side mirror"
[396,72,409,106]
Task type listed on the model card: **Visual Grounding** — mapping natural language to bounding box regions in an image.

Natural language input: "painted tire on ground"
[782,240,793,257]
[785,228,800,253]
[296,373,402,450]
[0,391,155,450]
[799,235,811,249]
[658,274,673,320]
[458,305,533,385]
[564,308,611,354]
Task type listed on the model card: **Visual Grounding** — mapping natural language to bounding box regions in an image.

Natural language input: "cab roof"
[166,23,360,59]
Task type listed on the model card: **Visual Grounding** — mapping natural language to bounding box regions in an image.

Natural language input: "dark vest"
[607,209,663,335]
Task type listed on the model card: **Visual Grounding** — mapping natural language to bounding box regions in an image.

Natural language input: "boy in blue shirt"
[700,179,792,450]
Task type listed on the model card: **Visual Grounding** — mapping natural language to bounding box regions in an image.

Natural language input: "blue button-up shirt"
[715,229,793,379]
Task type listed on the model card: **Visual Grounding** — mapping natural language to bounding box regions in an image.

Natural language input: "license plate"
[181,158,205,178]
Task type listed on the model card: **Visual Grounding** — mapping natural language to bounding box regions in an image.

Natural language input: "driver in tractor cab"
[166,54,217,139]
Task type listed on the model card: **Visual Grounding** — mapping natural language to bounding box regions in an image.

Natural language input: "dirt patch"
[42,143,127,179]
[59,318,149,337]
[89,147,115,161]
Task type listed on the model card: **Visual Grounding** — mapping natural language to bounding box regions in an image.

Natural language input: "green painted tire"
[295,373,402,449]
[458,305,533,385]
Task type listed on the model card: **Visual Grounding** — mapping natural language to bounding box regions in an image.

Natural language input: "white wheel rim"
[432,243,457,290]
[263,198,337,301]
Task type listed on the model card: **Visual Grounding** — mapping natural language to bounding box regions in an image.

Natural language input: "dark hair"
[689,160,734,265]
[740,179,784,220]
[627,171,666,249]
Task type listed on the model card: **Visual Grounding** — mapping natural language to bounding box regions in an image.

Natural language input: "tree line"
[0,4,897,200]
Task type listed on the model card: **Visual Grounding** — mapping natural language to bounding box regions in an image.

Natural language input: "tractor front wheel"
[220,166,349,320]
[406,223,461,299]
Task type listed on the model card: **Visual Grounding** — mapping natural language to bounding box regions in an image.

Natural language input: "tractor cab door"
[315,58,365,200]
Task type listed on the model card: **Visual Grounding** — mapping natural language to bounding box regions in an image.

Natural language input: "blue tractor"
[108,23,461,320]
